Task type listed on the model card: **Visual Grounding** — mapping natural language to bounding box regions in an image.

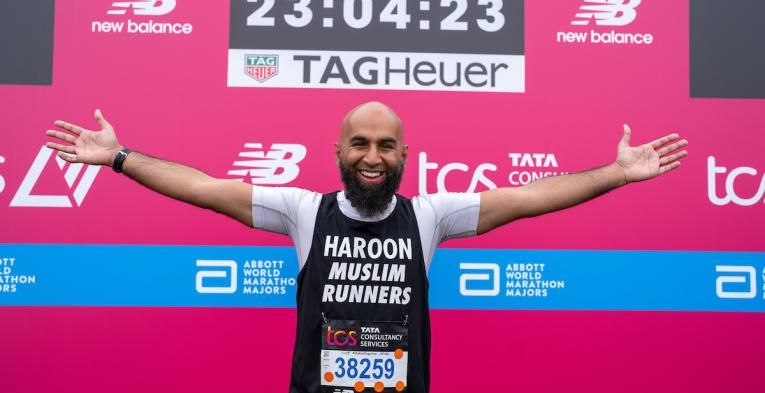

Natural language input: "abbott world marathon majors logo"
[460,262,565,298]
[0,257,37,294]
[196,259,297,295]
[228,0,524,93]
[707,156,765,206]
[91,0,193,35]
[716,265,765,300]
[418,152,568,194]
[556,0,654,45]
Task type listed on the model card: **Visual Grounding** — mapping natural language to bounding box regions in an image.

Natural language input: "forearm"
[47,112,254,226]
[518,162,627,218]
[478,162,627,234]
[119,151,217,209]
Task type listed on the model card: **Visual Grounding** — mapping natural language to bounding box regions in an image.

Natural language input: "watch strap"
[112,147,131,173]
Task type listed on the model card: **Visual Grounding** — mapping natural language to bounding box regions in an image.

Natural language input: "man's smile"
[358,169,386,185]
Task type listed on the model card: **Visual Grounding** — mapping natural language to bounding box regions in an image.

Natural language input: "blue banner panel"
[1,244,763,312]
[428,249,765,312]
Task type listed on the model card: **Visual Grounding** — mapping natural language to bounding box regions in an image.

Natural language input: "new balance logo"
[571,0,641,26]
[10,147,101,208]
[107,0,176,16]
[228,143,307,185]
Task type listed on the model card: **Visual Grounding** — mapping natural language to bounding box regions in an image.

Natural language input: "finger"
[46,130,77,144]
[94,109,111,130]
[619,124,631,146]
[649,133,680,149]
[659,150,688,166]
[56,151,78,163]
[46,142,77,154]
[54,120,85,135]
[658,161,681,175]
[656,139,688,156]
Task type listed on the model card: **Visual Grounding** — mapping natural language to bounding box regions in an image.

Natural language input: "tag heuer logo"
[245,55,278,82]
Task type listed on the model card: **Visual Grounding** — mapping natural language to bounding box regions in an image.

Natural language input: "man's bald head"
[340,101,403,143]
[335,101,408,216]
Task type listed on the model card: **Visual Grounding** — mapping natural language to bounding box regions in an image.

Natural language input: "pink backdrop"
[2,1,764,392]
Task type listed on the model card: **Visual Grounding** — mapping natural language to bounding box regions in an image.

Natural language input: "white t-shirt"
[251,187,480,272]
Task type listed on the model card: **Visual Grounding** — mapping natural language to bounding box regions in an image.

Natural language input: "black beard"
[340,160,404,217]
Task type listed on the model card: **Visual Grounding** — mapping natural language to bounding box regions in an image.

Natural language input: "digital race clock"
[228,0,524,92]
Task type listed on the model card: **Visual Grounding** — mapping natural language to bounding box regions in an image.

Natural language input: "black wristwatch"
[112,147,131,173]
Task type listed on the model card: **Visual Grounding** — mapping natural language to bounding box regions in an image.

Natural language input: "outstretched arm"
[477,125,688,234]
[46,110,253,226]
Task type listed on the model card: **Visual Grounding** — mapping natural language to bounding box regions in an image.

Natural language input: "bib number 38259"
[321,319,408,392]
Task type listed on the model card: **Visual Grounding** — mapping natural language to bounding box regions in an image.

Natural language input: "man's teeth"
[360,171,382,178]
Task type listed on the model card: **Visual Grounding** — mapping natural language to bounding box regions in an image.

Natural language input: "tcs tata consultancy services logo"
[716,265,765,300]
[708,156,765,206]
[228,143,307,185]
[10,146,101,208]
[326,325,358,347]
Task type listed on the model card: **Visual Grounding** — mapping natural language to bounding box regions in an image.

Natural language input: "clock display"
[228,0,524,92]
[230,0,522,55]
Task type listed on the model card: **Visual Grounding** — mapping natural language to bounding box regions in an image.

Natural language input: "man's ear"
[335,142,341,166]
[401,144,408,163]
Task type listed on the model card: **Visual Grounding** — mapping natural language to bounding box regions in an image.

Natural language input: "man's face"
[336,103,408,216]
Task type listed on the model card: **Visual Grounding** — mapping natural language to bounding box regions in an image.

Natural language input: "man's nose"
[362,146,382,167]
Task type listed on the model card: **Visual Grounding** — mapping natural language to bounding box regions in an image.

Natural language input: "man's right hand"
[45,109,254,227]
[47,109,123,167]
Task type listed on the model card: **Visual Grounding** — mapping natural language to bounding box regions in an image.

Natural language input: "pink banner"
[1,1,764,392]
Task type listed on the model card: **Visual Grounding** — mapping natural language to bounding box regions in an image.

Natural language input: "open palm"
[616,125,688,183]
[46,109,122,166]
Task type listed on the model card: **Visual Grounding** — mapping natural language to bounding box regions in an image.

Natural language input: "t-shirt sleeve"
[412,192,481,272]
[251,186,322,268]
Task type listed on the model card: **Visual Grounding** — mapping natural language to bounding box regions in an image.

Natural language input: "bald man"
[46,103,687,393]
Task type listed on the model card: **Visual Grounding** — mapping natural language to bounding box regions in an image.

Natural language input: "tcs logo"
[326,325,358,347]
[708,156,765,206]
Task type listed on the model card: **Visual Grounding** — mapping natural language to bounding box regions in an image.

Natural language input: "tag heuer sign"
[245,55,278,82]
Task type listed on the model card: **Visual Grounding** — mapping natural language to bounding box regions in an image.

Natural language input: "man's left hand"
[616,125,688,183]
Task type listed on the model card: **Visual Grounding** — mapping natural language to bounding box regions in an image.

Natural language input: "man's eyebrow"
[379,137,398,145]
[349,135,369,143]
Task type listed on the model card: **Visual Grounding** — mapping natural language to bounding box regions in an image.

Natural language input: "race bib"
[321,319,408,393]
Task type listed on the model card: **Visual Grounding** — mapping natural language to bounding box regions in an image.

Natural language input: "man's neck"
[337,191,396,222]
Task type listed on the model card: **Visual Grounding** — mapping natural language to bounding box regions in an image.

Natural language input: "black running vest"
[289,193,431,393]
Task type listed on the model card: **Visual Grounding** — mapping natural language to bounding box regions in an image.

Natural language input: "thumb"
[619,124,632,147]
[94,109,112,130]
